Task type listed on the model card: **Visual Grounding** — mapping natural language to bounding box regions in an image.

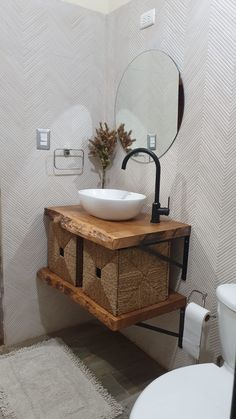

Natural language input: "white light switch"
[36,129,50,150]
[147,134,157,150]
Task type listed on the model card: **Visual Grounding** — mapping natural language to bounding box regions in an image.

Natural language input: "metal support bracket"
[182,236,190,281]
[140,235,190,281]
[135,307,186,348]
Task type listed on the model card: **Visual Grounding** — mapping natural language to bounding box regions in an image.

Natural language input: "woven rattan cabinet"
[48,221,83,287]
[48,220,170,315]
[83,239,170,315]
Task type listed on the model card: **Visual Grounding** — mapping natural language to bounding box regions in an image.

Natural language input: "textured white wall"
[0,192,3,344]
[0,0,106,345]
[107,0,236,370]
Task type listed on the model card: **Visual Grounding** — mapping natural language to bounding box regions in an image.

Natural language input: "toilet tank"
[216,284,236,370]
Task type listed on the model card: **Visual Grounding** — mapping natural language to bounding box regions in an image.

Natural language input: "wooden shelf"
[37,267,187,331]
[45,205,191,250]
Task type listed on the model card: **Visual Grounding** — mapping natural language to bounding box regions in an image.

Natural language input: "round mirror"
[115,50,184,162]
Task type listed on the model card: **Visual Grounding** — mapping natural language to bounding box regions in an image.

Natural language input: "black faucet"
[121,147,170,223]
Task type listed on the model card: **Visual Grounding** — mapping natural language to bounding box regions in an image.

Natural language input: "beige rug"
[0,338,123,419]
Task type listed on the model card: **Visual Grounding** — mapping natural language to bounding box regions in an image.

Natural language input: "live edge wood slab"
[45,205,191,250]
[37,268,187,331]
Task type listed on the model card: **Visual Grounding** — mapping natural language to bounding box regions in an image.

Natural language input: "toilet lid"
[130,363,233,419]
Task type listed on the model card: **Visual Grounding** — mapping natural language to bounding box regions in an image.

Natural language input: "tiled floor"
[52,321,166,418]
[0,321,165,419]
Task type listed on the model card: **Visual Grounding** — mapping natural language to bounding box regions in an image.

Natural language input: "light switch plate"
[36,129,50,150]
[147,134,157,150]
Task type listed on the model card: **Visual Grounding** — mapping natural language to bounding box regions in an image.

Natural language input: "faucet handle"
[158,197,170,217]
[151,198,170,223]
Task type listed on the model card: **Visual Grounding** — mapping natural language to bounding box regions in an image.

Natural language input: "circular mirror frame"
[115,49,184,161]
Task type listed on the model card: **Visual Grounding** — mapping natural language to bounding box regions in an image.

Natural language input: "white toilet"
[130,284,236,419]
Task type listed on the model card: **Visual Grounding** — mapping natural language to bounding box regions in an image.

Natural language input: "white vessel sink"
[78,189,146,221]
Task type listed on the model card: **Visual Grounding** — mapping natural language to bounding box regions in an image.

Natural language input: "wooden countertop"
[45,205,191,250]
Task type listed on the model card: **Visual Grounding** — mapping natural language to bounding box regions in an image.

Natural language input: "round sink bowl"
[78,189,146,221]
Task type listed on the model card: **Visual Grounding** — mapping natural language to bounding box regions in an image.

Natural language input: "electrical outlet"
[140,9,155,30]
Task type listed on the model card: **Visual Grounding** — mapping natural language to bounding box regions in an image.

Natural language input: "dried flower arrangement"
[117,123,136,152]
[89,122,117,188]
[89,122,136,188]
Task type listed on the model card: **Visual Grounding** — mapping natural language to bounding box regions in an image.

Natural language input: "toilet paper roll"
[182,302,210,360]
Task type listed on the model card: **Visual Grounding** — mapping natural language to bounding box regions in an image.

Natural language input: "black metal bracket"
[182,236,190,281]
[140,235,190,281]
[135,307,186,348]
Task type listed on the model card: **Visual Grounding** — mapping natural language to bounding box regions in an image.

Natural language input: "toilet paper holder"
[187,289,207,307]
[187,289,216,321]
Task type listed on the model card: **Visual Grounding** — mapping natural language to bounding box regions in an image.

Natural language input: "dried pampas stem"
[89,122,117,188]
[117,123,136,152]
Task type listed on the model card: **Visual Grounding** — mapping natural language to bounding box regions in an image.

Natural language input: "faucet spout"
[121,147,169,223]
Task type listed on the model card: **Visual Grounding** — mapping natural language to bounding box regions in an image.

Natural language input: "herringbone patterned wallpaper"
[107,0,236,369]
[0,0,235,371]
[0,0,106,345]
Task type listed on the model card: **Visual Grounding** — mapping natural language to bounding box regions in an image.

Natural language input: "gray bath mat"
[0,338,123,419]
